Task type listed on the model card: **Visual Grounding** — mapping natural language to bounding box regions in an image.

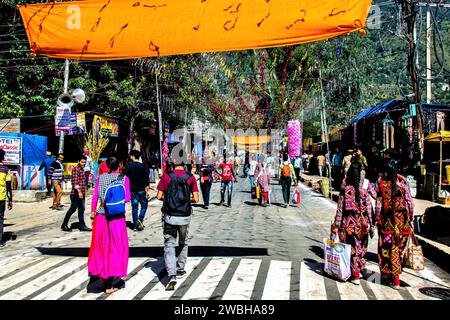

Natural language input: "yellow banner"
[19,0,372,60]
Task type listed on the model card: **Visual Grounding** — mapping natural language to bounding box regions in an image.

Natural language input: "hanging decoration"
[288,120,301,159]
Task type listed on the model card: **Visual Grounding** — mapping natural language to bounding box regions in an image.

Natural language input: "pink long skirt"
[87,213,129,279]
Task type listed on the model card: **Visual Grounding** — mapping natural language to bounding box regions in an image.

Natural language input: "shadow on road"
[35,246,269,258]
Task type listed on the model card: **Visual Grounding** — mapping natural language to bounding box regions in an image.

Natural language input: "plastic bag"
[323,234,352,281]
[292,187,301,204]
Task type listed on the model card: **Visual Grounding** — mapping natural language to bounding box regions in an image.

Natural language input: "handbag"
[402,232,424,270]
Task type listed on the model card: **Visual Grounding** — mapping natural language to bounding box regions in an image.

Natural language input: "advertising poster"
[0,136,22,165]
[93,115,119,137]
[56,112,86,136]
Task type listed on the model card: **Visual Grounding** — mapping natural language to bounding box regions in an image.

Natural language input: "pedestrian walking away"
[331,161,374,285]
[218,158,237,207]
[279,154,297,208]
[374,156,414,290]
[49,153,65,210]
[0,149,13,248]
[88,157,131,295]
[199,157,214,209]
[157,161,199,291]
[317,153,326,177]
[124,150,150,231]
[248,156,257,189]
[61,155,91,232]
[38,151,56,196]
[293,156,302,183]
[84,150,94,189]
[254,155,270,207]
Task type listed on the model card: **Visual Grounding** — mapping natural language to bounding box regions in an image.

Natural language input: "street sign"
[0,136,22,165]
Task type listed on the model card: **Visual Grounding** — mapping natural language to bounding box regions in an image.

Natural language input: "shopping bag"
[255,185,261,199]
[292,187,301,204]
[402,233,424,270]
[251,186,257,199]
[323,234,351,281]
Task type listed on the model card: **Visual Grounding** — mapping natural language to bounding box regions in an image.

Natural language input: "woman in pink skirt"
[88,157,131,294]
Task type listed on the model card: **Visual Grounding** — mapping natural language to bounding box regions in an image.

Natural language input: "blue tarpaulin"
[351,100,450,123]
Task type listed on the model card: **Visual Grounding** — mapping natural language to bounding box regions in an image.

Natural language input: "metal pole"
[438,139,442,198]
[156,63,163,171]
[58,59,70,153]
[426,8,432,104]
[319,67,332,197]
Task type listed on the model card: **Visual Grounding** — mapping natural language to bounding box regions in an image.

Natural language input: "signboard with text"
[0,136,22,165]
[93,115,119,137]
[56,112,86,136]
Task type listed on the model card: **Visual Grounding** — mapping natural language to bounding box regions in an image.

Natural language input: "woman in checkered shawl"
[88,157,131,294]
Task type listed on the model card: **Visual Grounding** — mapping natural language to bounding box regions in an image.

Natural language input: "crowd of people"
[0,145,416,294]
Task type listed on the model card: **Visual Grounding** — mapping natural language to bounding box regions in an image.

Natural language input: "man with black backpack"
[157,161,199,291]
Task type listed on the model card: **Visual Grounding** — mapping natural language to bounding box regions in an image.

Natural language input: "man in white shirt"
[248,156,258,188]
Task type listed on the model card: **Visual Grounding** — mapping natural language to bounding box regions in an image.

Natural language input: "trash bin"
[320,177,330,198]
[446,165,450,182]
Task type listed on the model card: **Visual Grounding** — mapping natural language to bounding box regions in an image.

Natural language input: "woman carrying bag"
[88,157,131,295]
[374,158,414,290]
[254,155,270,207]
[331,161,374,285]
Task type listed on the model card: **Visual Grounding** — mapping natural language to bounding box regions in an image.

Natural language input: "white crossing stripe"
[0,256,69,295]
[1,258,86,300]
[336,279,369,300]
[222,258,261,300]
[32,266,88,300]
[299,262,327,300]
[400,267,448,300]
[182,257,233,300]
[141,257,203,300]
[364,263,403,300]
[261,260,292,300]
[69,258,147,300]
[105,258,166,300]
[0,256,43,278]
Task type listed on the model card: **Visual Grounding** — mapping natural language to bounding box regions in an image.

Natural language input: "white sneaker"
[351,279,360,285]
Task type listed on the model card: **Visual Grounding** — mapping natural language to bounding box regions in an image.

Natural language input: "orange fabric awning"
[18,0,372,60]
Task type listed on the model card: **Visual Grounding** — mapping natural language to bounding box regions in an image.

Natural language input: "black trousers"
[200,181,212,206]
[45,175,52,195]
[62,194,86,228]
[0,201,5,242]
[280,177,292,204]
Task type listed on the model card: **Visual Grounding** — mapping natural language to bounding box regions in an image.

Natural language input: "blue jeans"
[131,191,149,224]
[220,180,234,206]
[249,176,254,188]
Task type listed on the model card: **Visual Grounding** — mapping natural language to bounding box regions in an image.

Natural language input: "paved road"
[1,177,449,300]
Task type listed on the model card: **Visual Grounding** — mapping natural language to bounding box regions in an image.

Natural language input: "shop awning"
[18,0,372,60]
[424,130,450,142]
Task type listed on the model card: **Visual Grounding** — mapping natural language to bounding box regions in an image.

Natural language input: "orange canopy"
[19,0,372,60]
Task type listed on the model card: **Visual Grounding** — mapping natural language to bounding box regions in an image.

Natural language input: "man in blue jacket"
[39,151,56,196]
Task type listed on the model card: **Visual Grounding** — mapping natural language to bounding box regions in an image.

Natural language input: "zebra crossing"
[0,255,448,300]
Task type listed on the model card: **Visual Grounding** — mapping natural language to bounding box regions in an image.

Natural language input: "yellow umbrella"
[424,130,450,198]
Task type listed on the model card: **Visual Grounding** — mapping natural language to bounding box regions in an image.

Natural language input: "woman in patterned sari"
[374,159,414,289]
[331,161,374,285]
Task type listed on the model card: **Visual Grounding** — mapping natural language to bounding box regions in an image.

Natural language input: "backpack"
[164,172,192,216]
[282,164,291,177]
[104,174,126,216]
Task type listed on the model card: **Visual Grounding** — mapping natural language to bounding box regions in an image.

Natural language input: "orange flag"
[19,0,372,60]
